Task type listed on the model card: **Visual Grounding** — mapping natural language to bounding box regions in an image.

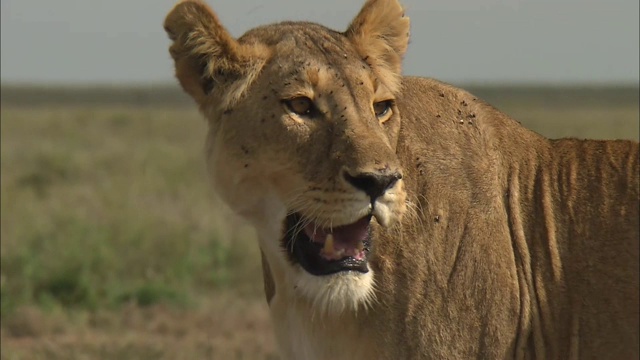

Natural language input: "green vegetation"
[1,106,263,312]
[0,85,637,359]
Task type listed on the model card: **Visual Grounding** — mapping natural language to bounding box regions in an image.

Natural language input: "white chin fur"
[292,266,376,316]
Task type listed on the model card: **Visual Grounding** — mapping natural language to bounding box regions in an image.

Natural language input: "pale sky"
[1,0,638,85]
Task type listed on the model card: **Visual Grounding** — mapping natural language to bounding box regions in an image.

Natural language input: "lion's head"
[164,0,410,312]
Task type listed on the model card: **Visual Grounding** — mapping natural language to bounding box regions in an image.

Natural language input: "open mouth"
[283,213,372,276]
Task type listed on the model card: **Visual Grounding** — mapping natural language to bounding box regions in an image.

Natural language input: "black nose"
[344,171,402,201]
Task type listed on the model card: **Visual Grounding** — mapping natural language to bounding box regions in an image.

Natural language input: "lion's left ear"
[164,0,269,110]
[345,0,410,93]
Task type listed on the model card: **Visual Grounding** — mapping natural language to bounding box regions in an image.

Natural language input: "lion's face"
[165,0,410,312]
[207,29,407,308]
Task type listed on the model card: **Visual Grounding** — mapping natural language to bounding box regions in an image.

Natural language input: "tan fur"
[164,0,270,110]
[346,0,410,93]
[164,0,640,358]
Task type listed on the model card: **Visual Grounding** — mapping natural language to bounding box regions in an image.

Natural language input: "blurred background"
[1,0,638,359]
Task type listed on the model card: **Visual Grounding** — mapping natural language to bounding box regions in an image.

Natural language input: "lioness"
[163,0,640,358]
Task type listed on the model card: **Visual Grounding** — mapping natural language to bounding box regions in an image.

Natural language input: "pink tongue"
[303,217,370,249]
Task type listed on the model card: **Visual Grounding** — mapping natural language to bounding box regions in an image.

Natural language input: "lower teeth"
[319,235,365,260]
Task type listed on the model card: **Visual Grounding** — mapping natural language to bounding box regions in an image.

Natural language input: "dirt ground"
[1,294,277,360]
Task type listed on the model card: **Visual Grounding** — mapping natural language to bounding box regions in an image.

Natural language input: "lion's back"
[391,76,639,358]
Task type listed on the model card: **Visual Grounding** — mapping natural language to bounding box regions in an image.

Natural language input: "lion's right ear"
[164,0,268,109]
[346,0,409,94]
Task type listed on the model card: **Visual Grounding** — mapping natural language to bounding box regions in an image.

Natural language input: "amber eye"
[284,97,315,116]
[373,100,393,118]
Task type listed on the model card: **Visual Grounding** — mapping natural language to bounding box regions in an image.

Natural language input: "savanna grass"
[1,105,262,318]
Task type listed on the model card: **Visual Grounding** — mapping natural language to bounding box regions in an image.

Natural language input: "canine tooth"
[323,234,335,256]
